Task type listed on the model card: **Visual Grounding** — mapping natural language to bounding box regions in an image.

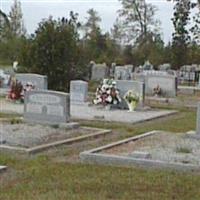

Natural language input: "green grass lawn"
[0,109,200,200]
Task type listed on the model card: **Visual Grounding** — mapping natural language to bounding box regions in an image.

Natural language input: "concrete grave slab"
[80,131,200,171]
[0,124,111,154]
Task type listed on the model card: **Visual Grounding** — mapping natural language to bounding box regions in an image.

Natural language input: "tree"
[190,10,200,45]
[117,0,161,45]
[171,0,192,68]
[20,12,87,92]
[83,8,101,40]
[8,0,26,38]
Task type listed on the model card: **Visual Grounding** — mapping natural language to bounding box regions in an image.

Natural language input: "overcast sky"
[1,0,198,44]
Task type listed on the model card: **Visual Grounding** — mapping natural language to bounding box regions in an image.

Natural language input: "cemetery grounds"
[1,90,200,199]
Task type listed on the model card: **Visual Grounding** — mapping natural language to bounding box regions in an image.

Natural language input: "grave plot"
[80,131,200,171]
[0,123,110,154]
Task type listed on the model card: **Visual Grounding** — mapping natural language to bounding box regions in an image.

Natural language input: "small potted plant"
[124,90,140,112]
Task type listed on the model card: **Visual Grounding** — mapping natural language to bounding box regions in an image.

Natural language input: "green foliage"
[21,13,88,92]
[171,0,191,68]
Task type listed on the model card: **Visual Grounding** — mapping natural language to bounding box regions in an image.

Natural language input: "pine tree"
[9,0,26,37]
[171,0,191,68]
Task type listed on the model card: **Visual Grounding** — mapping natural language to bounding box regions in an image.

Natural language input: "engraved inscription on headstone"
[24,90,70,124]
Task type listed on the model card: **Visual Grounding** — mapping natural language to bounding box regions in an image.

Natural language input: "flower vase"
[128,101,137,112]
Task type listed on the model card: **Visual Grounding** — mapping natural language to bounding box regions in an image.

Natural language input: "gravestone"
[142,60,154,71]
[145,74,177,97]
[24,90,70,124]
[187,102,200,139]
[115,80,145,109]
[70,80,88,104]
[91,63,107,81]
[196,103,200,137]
[159,63,171,71]
[16,73,48,90]
[114,66,132,80]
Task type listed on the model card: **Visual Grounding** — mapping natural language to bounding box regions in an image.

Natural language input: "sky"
[0,0,197,44]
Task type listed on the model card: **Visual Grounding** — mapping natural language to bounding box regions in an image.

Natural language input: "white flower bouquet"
[124,90,140,111]
[93,79,121,106]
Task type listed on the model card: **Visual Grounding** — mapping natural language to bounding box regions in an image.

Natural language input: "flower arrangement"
[124,90,140,111]
[153,85,162,96]
[93,79,121,106]
[8,78,35,102]
[8,80,23,101]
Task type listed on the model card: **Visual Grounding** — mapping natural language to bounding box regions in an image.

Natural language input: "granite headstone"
[16,73,48,90]
[24,90,70,124]
[115,80,145,109]
[70,80,88,104]
[145,74,177,97]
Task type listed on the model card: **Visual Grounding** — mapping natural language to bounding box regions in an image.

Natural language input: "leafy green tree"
[83,8,101,39]
[171,0,192,68]
[21,12,87,91]
[190,11,200,45]
[0,9,10,39]
[8,0,26,38]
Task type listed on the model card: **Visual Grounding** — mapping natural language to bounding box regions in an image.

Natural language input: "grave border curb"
[0,126,111,154]
[80,130,200,172]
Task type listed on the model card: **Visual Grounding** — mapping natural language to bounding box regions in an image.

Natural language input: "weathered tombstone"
[24,90,70,124]
[114,66,132,80]
[196,103,200,137]
[159,63,171,71]
[145,74,177,97]
[16,73,48,90]
[143,60,154,71]
[70,80,88,104]
[115,80,145,109]
[91,63,107,81]
[110,63,116,78]
[187,103,200,139]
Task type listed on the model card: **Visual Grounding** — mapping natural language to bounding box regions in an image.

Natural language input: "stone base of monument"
[71,101,90,106]
[145,96,177,106]
[80,131,200,171]
[135,106,151,111]
[186,131,200,139]
[24,120,80,130]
